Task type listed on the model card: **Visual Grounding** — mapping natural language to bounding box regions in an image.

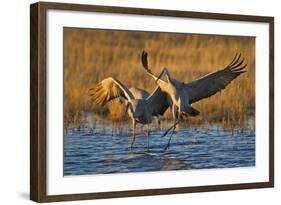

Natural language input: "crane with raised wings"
[141,51,247,149]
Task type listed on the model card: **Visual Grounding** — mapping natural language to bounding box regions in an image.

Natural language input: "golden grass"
[63,28,255,128]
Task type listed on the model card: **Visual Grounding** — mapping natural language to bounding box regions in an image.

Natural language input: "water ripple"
[64,127,255,176]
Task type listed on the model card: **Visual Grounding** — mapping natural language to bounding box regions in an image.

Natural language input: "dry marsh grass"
[64,28,255,128]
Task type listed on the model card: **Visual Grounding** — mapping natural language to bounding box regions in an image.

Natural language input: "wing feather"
[129,87,149,99]
[146,86,171,116]
[184,53,247,104]
[89,77,134,106]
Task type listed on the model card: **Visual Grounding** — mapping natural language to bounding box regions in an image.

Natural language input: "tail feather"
[184,106,200,117]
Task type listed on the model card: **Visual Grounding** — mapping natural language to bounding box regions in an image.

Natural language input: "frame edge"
[30,1,275,202]
[269,17,274,187]
[30,2,40,202]
[30,2,48,202]
[37,1,274,22]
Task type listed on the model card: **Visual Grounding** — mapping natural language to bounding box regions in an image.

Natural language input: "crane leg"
[163,105,180,150]
[130,120,136,151]
[164,124,177,150]
[157,118,161,129]
[161,104,179,138]
[146,124,150,150]
[160,120,179,138]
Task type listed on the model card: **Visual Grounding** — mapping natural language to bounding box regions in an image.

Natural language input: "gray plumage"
[89,77,170,149]
[129,87,149,99]
[141,51,246,149]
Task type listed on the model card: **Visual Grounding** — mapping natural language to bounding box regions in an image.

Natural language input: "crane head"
[156,67,169,82]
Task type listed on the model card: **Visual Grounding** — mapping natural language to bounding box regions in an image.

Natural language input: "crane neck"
[163,68,175,86]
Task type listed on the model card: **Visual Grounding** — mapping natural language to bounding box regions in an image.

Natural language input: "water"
[64,125,255,176]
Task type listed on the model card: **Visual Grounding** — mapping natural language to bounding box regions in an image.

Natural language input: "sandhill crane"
[121,87,162,129]
[89,77,171,150]
[141,51,247,149]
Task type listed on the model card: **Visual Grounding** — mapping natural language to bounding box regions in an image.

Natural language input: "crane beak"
[156,70,164,82]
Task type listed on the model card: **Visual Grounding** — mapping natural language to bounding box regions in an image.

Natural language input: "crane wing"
[129,87,149,100]
[184,53,247,104]
[89,77,134,106]
[146,86,171,116]
[141,50,169,84]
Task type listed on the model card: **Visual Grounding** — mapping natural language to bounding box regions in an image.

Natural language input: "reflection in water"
[64,125,255,176]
